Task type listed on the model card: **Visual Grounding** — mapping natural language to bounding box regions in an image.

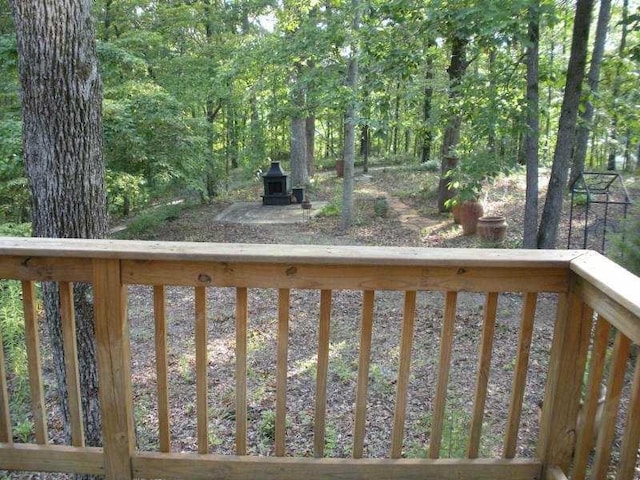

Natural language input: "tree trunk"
[341,0,360,230]
[392,80,401,156]
[606,0,628,171]
[360,124,370,173]
[570,0,612,186]
[10,0,107,461]
[421,39,435,164]
[523,0,540,249]
[537,0,595,248]
[305,115,315,178]
[437,34,469,212]
[290,65,308,187]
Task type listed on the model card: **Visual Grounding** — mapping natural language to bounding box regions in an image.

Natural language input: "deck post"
[93,258,134,478]
[536,280,592,475]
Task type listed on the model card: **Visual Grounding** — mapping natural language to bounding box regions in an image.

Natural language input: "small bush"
[0,222,31,237]
[611,211,640,276]
[419,159,440,172]
[317,199,341,217]
[121,203,186,238]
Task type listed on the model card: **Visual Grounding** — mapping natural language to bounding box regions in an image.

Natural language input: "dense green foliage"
[1,0,638,224]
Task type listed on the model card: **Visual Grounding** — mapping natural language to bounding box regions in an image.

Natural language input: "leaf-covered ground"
[8,165,639,478]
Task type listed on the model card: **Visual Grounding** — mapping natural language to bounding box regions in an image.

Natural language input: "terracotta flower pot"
[477,215,508,243]
[460,200,483,235]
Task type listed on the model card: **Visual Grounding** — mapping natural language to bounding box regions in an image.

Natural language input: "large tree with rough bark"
[537,0,594,248]
[10,0,107,454]
[570,0,612,187]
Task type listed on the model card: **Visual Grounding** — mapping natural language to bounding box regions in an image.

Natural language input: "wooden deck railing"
[0,238,638,479]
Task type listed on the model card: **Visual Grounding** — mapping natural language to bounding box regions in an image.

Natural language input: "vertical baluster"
[592,331,631,479]
[22,281,47,444]
[429,291,457,459]
[390,290,416,459]
[59,282,84,447]
[468,292,498,458]
[195,286,208,454]
[314,289,332,458]
[236,287,248,456]
[617,352,640,480]
[0,322,11,443]
[353,290,375,459]
[275,288,290,457]
[504,292,538,458]
[154,285,170,452]
[573,314,609,480]
[537,292,592,474]
[93,258,134,479]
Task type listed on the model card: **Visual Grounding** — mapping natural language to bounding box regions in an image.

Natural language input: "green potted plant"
[444,172,483,234]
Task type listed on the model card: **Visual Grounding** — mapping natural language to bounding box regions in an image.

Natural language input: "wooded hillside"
[1,0,638,235]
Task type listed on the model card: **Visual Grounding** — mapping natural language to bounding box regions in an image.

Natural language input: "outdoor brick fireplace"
[262,161,291,205]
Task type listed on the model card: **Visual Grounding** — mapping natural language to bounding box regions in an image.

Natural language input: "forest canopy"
[0,0,638,224]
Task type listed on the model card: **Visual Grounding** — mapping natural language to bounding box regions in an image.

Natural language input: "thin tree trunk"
[360,124,370,173]
[437,35,469,212]
[290,65,308,186]
[607,0,628,170]
[391,80,401,156]
[10,0,107,467]
[570,0,612,186]
[537,0,595,248]
[306,116,315,177]
[341,0,360,230]
[523,0,540,249]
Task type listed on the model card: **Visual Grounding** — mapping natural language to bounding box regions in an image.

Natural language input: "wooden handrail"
[0,238,638,479]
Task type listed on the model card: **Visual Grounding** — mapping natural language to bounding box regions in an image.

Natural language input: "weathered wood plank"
[572,314,609,480]
[235,287,248,456]
[570,251,640,321]
[0,319,12,443]
[314,290,332,458]
[353,290,375,459]
[572,274,640,345]
[93,258,134,478]
[22,280,47,444]
[121,260,569,293]
[537,290,592,474]
[545,466,568,480]
[0,443,104,474]
[132,453,542,480]
[430,291,457,459]
[390,291,417,459]
[504,292,537,458]
[154,285,171,453]
[592,331,632,479]
[59,282,84,447]
[468,292,498,458]
[194,286,208,455]
[0,236,584,267]
[275,288,290,457]
[617,352,640,480]
[0,256,92,282]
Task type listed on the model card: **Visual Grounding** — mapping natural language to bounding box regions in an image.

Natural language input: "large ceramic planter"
[460,200,484,235]
[477,215,508,243]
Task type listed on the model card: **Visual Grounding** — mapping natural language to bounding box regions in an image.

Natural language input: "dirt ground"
[121,165,637,466]
[119,166,577,457]
[6,165,640,478]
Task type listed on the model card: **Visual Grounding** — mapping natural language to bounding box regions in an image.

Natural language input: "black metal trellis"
[568,172,632,253]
